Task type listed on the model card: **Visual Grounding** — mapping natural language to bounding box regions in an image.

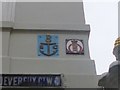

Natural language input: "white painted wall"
[14,2,86,29]
[1,28,98,88]
[9,30,90,59]
[2,30,11,56]
[1,2,98,88]
[1,2,15,27]
[0,29,2,74]
[10,58,96,75]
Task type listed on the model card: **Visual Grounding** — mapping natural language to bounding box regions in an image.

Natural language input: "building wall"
[1,2,99,88]
[9,30,90,59]
[2,28,98,88]
[14,2,86,29]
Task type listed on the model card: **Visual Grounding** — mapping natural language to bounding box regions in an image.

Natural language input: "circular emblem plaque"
[66,39,84,54]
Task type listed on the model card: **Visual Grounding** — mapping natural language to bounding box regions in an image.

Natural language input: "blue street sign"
[0,74,62,87]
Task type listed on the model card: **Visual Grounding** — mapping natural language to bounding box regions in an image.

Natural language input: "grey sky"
[83,1,118,75]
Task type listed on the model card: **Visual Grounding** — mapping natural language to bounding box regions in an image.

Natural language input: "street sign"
[0,74,62,87]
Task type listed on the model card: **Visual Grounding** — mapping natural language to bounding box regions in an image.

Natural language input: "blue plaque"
[0,74,62,87]
[37,35,59,56]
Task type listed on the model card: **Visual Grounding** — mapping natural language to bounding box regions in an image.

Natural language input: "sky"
[0,0,119,75]
[83,0,118,75]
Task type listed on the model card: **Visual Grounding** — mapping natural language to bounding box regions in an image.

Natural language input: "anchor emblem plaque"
[37,35,59,56]
[66,39,84,55]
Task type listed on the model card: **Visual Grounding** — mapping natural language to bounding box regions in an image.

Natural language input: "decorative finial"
[114,37,120,48]
[113,37,120,61]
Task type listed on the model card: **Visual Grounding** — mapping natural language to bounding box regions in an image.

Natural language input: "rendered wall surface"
[9,30,90,59]
[1,29,98,88]
[2,28,11,73]
[14,2,86,29]
[1,2,98,88]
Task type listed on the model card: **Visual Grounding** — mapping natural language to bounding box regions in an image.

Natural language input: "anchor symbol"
[39,35,58,56]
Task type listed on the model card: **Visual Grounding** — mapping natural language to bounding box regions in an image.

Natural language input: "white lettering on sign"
[18,77,23,85]
[23,77,27,82]
[4,77,8,86]
[8,77,12,86]
[1,75,62,87]
[13,77,17,86]
[32,77,37,83]
[38,77,42,84]
[47,77,52,85]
